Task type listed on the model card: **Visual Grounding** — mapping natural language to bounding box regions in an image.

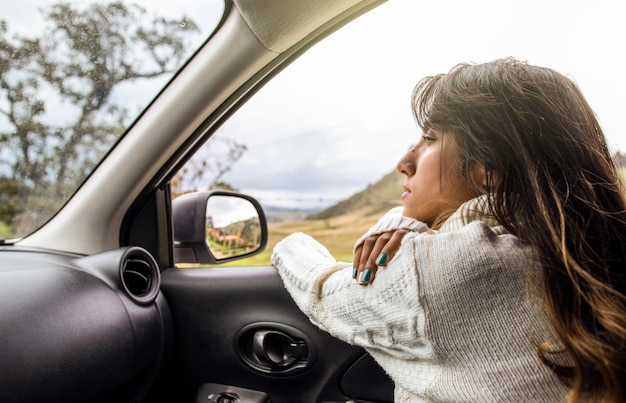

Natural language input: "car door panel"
[157,265,394,403]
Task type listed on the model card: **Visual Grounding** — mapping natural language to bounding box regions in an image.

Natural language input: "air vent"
[120,249,160,304]
[123,259,152,296]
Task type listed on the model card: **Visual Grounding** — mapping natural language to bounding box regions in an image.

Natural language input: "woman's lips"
[401,185,410,200]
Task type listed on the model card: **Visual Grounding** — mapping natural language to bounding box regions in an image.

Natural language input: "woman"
[271,58,626,402]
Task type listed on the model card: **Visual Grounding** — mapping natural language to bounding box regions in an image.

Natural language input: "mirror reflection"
[206,195,262,260]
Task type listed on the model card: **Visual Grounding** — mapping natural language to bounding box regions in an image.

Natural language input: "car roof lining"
[234,0,364,53]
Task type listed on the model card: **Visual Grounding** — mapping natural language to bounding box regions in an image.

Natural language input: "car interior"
[3,0,623,401]
[1,1,396,402]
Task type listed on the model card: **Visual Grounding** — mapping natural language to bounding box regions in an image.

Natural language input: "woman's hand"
[353,229,408,285]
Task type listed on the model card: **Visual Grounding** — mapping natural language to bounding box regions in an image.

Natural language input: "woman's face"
[396,129,478,226]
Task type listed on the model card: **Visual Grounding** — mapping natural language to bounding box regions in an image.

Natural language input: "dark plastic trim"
[234,322,318,376]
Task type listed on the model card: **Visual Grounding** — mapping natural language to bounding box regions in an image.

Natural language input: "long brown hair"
[411,58,626,402]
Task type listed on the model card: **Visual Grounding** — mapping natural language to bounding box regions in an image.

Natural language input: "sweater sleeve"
[353,207,432,252]
[271,230,434,360]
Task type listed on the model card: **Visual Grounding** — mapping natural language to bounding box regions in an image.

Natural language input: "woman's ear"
[473,164,488,188]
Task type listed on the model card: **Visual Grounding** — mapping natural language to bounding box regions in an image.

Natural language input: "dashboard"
[0,246,171,403]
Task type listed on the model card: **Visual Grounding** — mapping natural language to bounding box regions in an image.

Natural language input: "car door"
[120,1,395,402]
[139,1,396,401]
[153,266,393,403]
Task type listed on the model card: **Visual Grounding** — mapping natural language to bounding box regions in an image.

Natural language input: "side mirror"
[172,190,268,264]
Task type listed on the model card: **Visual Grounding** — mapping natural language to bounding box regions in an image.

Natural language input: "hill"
[308,170,403,220]
[227,170,404,266]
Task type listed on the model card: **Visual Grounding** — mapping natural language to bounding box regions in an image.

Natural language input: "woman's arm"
[271,229,432,359]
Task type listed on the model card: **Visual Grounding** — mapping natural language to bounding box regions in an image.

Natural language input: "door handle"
[236,322,316,375]
[252,330,308,369]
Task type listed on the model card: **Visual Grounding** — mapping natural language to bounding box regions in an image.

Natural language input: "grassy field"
[213,203,397,267]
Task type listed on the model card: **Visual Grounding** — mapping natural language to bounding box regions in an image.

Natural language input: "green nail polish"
[352,268,358,278]
[376,253,388,265]
[362,269,371,283]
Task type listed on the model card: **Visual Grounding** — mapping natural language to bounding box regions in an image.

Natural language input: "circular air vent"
[123,259,152,295]
[120,248,160,304]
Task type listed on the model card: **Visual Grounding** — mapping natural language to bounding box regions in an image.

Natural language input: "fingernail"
[352,267,358,278]
[376,253,388,265]
[359,268,372,284]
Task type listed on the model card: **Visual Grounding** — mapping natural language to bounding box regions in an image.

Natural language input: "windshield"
[0,0,224,240]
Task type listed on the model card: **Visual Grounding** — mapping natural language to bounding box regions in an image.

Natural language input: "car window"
[0,0,224,240]
[174,0,626,267]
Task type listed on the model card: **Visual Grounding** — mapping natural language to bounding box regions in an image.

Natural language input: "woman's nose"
[396,148,416,177]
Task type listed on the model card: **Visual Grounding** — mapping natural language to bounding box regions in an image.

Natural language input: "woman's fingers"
[356,233,389,285]
[353,230,408,286]
[353,234,378,283]
[352,247,362,279]
[377,229,408,267]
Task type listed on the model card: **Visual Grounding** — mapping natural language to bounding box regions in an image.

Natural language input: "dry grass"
[218,204,395,266]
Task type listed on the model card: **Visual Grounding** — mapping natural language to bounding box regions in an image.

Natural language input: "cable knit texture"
[271,196,570,402]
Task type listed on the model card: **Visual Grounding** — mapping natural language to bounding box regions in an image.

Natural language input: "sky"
[4,0,626,210]
[214,0,626,208]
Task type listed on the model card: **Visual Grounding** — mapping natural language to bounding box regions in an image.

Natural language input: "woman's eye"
[422,134,436,143]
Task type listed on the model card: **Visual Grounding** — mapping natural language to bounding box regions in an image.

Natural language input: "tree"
[172,138,247,198]
[0,2,245,237]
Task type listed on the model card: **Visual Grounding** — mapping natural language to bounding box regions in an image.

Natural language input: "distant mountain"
[308,170,403,220]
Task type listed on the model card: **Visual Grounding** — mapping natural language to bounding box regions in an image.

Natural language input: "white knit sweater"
[271,196,571,402]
